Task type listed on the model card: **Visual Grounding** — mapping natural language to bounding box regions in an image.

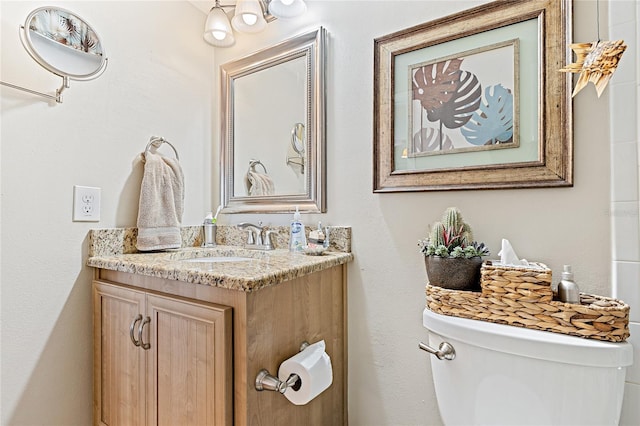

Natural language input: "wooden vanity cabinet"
[93,281,233,426]
[93,264,347,426]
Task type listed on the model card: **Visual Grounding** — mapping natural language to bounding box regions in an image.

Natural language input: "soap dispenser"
[288,206,306,252]
[557,265,580,304]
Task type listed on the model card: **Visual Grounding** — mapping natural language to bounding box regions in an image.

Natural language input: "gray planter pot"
[424,256,483,291]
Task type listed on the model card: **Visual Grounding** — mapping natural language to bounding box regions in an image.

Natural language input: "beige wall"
[0,0,622,425]
[0,1,213,424]
[214,2,609,424]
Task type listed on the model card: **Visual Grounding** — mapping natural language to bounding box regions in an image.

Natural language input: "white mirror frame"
[220,27,326,213]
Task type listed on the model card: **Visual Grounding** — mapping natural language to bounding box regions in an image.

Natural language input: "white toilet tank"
[422,308,633,426]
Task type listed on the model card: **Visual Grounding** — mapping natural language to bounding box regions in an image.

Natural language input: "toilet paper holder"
[255,341,309,394]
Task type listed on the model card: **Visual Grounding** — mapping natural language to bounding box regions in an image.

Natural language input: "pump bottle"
[289,206,306,252]
[558,265,580,304]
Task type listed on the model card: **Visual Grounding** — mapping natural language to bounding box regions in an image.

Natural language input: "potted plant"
[419,207,490,291]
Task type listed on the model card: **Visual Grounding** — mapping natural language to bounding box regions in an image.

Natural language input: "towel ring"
[249,159,267,174]
[145,136,179,160]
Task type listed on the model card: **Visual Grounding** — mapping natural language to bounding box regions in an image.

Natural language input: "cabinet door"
[94,282,147,426]
[146,294,233,426]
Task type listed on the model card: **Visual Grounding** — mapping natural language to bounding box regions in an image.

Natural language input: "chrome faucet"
[237,222,276,250]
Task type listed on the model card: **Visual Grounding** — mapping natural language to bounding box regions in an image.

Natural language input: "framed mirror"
[220,27,326,213]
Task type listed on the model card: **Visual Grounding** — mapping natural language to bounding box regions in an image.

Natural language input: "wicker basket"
[425,261,630,342]
[481,261,553,302]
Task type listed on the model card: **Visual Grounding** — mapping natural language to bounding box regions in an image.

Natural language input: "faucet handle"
[237,222,261,245]
[264,230,277,250]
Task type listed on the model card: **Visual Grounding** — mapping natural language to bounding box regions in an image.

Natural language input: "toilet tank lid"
[423,308,633,367]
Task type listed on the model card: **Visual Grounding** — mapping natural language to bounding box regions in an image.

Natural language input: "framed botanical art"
[373,0,572,192]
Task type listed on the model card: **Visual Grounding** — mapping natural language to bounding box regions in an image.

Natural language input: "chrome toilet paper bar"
[255,341,309,394]
[255,369,301,394]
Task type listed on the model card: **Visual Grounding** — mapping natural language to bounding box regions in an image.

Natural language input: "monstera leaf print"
[412,59,463,113]
[461,84,514,145]
[412,59,482,150]
[426,70,482,129]
[412,126,454,153]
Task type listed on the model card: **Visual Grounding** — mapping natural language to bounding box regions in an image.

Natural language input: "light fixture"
[203,0,307,48]
[203,0,235,47]
[231,0,267,33]
[268,0,306,19]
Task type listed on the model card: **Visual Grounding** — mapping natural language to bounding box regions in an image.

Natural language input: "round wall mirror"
[291,122,305,154]
[20,7,107,80]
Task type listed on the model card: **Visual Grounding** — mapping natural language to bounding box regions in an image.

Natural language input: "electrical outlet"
[73,185,101,222]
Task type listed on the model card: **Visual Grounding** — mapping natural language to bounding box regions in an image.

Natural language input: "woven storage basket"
[480,261,553,302]
[425,261,630,342]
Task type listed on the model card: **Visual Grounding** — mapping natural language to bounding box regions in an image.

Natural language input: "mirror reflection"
[232,56,307,197]
[221,27,326,213]
[286,122,306,174]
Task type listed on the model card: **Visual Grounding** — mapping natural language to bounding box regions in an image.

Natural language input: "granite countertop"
[87,225,353,292]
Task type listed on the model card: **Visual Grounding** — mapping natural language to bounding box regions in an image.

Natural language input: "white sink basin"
[183,256,253,263]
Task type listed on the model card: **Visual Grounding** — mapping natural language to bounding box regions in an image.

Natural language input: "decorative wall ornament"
[559,40,627,98]
[559,0,627,98]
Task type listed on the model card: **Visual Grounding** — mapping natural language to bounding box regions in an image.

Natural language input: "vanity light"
[203,1,235,47]
[231,0,267,33]
[203,0,307,47]
[268,0,307,19]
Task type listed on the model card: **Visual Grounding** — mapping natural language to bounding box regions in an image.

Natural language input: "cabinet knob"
[129,314,142,347]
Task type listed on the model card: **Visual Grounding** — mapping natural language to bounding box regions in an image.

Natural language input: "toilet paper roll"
[278,340,333,405]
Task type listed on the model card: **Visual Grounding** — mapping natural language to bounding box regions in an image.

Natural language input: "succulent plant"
[419,207,489,259]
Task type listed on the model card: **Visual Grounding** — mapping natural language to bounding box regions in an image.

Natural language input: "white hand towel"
[136,149,184,251]
[247,170,275,196]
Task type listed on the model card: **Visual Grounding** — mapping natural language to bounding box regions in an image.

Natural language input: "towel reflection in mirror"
[246,159,275,196]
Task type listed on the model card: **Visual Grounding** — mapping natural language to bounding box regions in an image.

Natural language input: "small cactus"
[430,222,446,247]
[419,207,489,258]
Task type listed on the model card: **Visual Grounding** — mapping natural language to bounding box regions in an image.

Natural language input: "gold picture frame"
[373,0,572,192]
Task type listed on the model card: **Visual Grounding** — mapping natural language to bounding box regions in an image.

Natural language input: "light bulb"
[212,30,226,41]
[242,13,257,26]
[232,0,266,33]
[268,0,306,19]
[203,5,234,47]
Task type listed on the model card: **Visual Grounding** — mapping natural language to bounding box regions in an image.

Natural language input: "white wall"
[0,0,634,425]
[0,1,213,423]
[609,1,640,424]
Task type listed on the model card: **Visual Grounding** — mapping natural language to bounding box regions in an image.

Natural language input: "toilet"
[422,308,633,425]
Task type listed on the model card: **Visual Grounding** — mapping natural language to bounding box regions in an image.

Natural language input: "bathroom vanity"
[88,227,352,426]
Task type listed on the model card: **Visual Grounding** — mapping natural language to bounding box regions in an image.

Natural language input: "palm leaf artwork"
[412,126,454,153]
[461,84,514,145]
[412,59,463,113]
[412,59,483,151]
